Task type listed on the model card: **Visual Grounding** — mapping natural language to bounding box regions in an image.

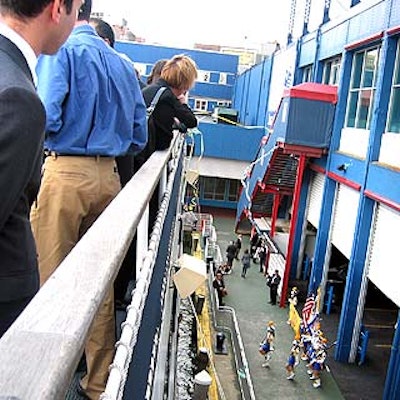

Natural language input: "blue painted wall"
[193,122,265,161]
[114,41,238,102]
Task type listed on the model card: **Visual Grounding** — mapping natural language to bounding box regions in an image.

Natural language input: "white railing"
[0,134,183,399]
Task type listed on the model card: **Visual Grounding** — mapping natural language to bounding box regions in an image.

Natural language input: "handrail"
[0,134,182,399]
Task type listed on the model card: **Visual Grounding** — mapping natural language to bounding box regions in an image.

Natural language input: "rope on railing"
[101,136,184,400]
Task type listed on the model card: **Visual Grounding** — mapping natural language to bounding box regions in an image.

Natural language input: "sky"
[92,0,293,50]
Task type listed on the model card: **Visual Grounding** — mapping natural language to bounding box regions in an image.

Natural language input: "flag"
[302,293,315,328]
[288,303,301,340]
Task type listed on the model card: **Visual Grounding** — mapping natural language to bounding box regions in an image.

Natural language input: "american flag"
[302,294,315,328]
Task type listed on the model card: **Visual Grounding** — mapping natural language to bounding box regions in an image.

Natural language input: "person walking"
[241,249,251,278]
[258,242,267,273]
[0,0,83,338]
[226,240,236,268]
[234,234,242,260]
[30,1,147,398]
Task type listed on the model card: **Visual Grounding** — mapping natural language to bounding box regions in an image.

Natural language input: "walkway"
[212,213,344,400]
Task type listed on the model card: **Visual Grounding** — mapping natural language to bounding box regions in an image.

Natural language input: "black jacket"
[0,35,44,301]
[135,79,197,170]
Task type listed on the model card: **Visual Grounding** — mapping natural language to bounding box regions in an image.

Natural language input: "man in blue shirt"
[30,1,147,398]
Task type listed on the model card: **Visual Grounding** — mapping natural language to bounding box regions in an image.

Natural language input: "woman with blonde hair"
[136,54,198,170]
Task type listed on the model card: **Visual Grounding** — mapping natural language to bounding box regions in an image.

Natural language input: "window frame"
[345,45,381,130]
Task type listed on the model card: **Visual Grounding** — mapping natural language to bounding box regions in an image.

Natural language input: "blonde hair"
[161,54,198,91]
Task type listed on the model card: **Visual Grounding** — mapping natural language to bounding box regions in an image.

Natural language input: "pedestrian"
[212,271,227,306]
[258,242,267,273]
[30,1,147,398]
[267,269,281,305]
[180,206,198,254]
[241,249,251,278]
[0,0,83,338]
[234,234,242,259]
[226,240,236,267]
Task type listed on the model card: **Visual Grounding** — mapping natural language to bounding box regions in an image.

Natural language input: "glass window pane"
[323,62,331,84]
[351,52,363,89]
[214,178,225,200]
[203,178,215,199]
[362,48,378,88]
[388,88,400,133]
[346,91,358,127]
[228,180,240,201]
[356,89,372,129]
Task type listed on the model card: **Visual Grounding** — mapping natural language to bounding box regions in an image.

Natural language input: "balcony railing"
[0,133,184,399]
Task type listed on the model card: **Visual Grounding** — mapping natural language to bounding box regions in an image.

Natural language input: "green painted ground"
[213,215,344,400]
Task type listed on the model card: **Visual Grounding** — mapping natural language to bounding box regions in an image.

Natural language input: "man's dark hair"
[0,0,74,18]
[90,17,115,47]
[78,0,91,21]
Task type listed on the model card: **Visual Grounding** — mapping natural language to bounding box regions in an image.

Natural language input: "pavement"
[210,209,388,400]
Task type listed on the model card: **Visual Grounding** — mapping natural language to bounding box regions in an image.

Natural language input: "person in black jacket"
[135,54,198,171]
[135,54,198,232]
[0,0,82,338]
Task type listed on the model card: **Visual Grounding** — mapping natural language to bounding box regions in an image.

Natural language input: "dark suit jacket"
[0,35,45,302]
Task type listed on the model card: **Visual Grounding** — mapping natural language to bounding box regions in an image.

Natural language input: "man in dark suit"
[0,0,83,338]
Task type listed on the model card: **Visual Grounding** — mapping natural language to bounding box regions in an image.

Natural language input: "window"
[345,46,380,129]
[203,177,225,200]
[387,41,400,133]
[197,70,211,83]
[217,100,232,107]
[194,99,208,111]
[302,66,312,82]
[219,73,227,85]
[228,180,240,202]
[322,57,341,85]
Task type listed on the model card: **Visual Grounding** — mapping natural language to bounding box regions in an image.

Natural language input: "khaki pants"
[31,155,120,399]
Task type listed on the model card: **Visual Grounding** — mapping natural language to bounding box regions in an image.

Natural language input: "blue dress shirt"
[37,24,147,156]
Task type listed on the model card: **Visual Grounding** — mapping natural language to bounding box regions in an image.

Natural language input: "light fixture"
[337,163,350,172]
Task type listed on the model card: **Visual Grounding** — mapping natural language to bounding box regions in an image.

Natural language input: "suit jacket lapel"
[0,34,34,84]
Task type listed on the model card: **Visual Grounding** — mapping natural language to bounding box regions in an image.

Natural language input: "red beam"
[280,143,326,158]
[387,26,400,36]
[327,171,361,191]
[364,190,400,212]
[280,154,307,308]
[309,163,325,174]
[345,31,384,50]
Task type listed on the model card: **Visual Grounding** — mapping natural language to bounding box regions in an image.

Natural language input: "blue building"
[234,0,400,398]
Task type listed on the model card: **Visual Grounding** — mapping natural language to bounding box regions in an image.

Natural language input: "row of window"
[302,39,400,133]
[186,177,241,203]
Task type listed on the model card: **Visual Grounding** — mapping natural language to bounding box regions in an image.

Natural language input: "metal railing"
[0,134,184,399]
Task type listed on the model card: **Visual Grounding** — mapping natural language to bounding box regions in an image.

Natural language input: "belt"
[46,151,113,160]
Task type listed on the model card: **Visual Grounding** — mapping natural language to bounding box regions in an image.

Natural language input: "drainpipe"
[280,154,307,307]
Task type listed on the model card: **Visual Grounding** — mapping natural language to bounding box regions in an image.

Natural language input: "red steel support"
[280,154,307,307]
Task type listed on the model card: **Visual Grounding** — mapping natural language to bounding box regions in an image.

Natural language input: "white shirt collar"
[0,22,38,86]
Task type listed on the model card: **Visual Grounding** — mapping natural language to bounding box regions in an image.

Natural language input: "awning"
[188,157,249,180]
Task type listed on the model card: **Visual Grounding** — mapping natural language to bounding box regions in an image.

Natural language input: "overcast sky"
[92,0,349,50]
[92,0,293,49]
